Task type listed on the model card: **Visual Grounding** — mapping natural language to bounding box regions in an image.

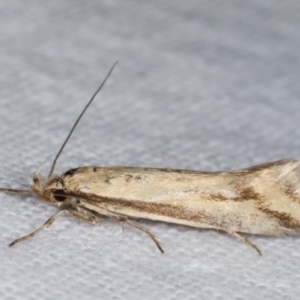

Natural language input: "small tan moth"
[1,63,300,255]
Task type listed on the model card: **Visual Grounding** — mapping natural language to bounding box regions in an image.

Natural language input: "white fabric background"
[0,1,300,299]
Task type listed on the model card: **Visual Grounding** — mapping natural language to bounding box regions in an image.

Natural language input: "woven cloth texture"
[0,1,300,299]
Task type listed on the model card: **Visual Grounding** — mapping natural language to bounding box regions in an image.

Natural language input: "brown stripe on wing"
[62,191,218,225]
[257,205,300,230]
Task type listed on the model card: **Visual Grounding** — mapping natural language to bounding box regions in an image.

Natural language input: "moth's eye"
[53,189,67,202]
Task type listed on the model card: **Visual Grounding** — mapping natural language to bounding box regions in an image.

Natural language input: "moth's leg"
[224,228,262,255]
[67,207,99,225]
[90,206,164,253]
[124,219,164,254]
[9,208,99,247]
[119,221,125,233]
[9,209,68,247]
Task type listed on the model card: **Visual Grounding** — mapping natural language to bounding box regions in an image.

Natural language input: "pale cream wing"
[60,159,300,235]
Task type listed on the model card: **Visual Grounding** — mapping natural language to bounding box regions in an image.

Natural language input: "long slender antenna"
[47,61,118,179]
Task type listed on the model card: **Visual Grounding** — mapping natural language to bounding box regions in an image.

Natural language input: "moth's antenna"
[47,61,118,179]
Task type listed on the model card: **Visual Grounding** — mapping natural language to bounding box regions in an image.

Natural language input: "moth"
[1,62,300,255]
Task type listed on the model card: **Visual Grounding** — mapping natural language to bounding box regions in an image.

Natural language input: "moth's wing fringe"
[277,160,300,194]
[232,158,296,173]
[240,158,300,194]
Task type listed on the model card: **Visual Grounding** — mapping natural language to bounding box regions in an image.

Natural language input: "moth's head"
[31,174,69,206]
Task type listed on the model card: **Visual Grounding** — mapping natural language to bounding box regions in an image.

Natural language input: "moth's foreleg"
[9,209,68,247]
[9,208,100,247]
[225,229,262,255]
